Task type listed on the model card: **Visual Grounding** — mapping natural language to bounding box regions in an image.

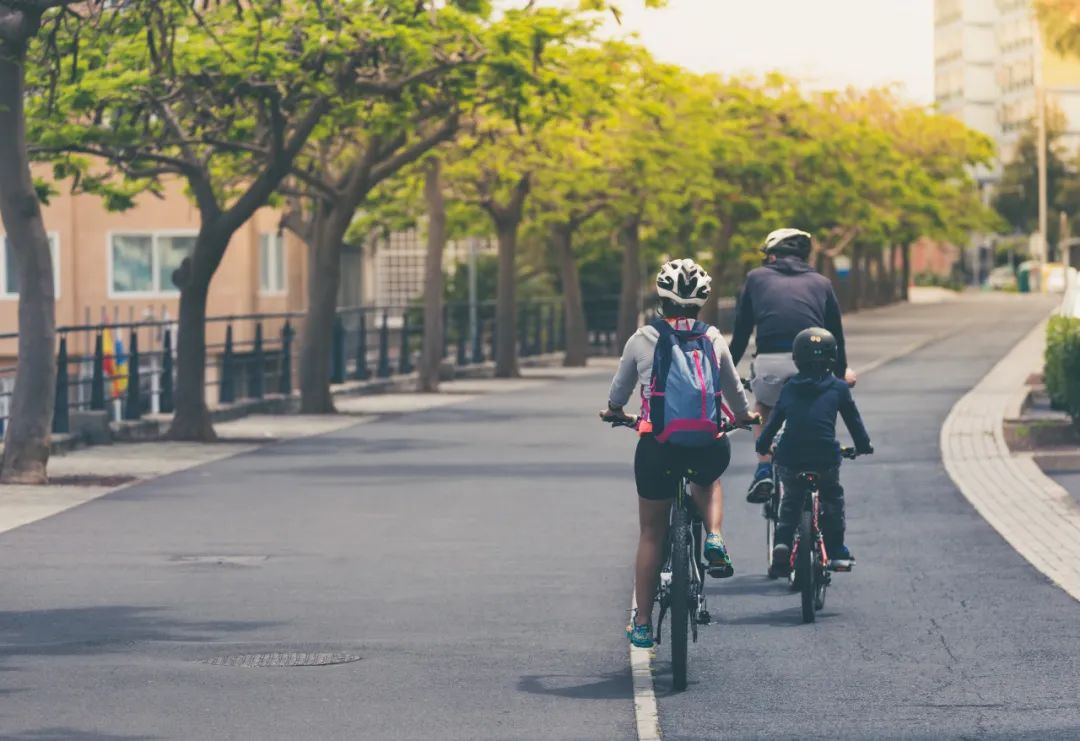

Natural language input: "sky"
[596,0,935,104]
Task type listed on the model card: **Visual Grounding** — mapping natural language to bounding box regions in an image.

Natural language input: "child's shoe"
[746,463,774,503]
[830,544,855,571]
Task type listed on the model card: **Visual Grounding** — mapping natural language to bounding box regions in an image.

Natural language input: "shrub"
[1045,315,1080,427]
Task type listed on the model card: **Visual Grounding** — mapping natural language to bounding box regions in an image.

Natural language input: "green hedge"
[1045,315,1080,428]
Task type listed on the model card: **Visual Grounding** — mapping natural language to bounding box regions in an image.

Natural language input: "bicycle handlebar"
[599,412,752,434]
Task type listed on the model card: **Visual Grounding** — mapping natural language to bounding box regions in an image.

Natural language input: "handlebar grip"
[841,447,858,460]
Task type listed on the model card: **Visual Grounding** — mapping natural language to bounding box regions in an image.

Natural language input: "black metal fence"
[0,293,732,436]
[0,298,567,437]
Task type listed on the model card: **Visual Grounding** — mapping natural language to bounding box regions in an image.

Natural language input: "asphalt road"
[0,293,1073,740]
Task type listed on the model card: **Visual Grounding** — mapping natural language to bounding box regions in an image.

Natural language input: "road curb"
[940,316,1080,602]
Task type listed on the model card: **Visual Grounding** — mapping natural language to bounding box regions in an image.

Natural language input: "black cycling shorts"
[633,434,732,501]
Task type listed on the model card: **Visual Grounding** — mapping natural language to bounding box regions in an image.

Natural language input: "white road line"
[630,591,662,741]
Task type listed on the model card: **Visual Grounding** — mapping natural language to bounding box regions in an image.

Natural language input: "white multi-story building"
[934,0,1080,167]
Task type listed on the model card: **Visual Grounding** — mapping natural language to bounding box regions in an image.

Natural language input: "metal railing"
[0,293,729,435]
[0,298,570,437]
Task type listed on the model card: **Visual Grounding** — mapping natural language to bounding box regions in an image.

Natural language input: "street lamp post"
[1035,19,1049,268]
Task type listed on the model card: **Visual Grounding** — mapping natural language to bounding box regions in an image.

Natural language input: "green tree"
[442,5,593,378]
[993,112,1070,252]
[0,0,103,482]
[28,1,388,439]
[280,3,485,413]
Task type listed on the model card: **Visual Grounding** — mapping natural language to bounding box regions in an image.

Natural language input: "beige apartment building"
[935,0,1080,165]
[0,171,308,338]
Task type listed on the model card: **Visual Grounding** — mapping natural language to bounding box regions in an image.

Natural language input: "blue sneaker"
[746,462,774,504]
[627,622,654,648]
[704,533,734,578]
[830,544,855,571]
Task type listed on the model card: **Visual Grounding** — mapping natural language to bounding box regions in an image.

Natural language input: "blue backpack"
[647,319,725,447]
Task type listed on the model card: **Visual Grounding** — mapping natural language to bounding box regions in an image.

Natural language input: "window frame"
[258,232,287,296]
[107,229,197,298]
[0,232,61,300]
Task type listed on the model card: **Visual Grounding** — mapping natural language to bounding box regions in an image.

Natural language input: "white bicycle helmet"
[655,258,712,307]
[762,228,812,258]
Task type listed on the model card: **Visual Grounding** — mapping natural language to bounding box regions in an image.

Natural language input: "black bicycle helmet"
[792,327,837,375]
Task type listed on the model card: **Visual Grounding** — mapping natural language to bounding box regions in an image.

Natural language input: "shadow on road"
[0,605,276,662]
[516,670,632,701]
[710,576,792,597]
[4,730,160,741]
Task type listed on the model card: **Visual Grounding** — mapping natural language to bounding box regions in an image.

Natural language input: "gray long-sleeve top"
[607,320,752,421]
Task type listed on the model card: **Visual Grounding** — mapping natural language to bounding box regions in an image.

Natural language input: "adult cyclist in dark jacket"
[729,228,856,504]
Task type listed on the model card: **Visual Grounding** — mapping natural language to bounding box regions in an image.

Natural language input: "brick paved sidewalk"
[941,317,1080,601]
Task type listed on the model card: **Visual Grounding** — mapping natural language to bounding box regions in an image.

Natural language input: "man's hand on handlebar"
[737,412,762,427]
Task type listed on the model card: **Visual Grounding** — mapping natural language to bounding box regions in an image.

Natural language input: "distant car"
[1045,263,1069,293]
[987,265,1017,291]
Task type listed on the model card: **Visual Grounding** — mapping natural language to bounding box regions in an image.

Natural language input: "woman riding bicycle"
[601,259,755,648]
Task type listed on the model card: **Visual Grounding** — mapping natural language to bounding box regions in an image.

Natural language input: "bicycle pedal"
[830,560,854,572]
[708,565,734,579]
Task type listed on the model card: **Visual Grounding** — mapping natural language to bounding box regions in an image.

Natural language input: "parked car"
[987,265,1017,291]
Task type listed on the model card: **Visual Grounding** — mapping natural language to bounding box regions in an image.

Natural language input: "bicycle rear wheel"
[797,510,815,623]
[670,505,691,691]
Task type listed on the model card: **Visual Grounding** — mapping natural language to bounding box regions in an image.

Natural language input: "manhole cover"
[200,652,362,668]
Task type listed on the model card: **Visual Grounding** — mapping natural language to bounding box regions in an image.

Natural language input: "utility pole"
[1035,20,1049,269]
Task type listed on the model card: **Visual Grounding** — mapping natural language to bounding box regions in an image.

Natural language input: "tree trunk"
[0,28,56,483]
[170,269,216,440]
[554,225,588,367]
[493,219,520,378]
[487,176,529,380]
[704,217,736,327]
[419,159,446,392]
[901,243,911,301]
[872,249,889,306]
[616,214,642,349]
[887,244,900,302]
[299,207,349,413]
[849,244,865,311]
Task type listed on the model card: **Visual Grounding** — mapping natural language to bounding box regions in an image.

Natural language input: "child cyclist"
[755,327,873,574]
[601,259,756,648]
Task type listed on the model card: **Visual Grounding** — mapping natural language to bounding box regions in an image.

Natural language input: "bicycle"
[604,413,747,691]
[739,377,785,580]
[786,447,862,623]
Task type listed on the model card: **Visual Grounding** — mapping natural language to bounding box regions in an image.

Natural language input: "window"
[1,233,60,298]
[259,233,286,294]
[110,232,195,295]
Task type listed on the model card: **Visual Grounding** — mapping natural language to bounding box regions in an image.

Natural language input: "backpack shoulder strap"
[650,318,674,337]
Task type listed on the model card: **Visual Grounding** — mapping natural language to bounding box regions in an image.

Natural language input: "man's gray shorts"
[750,352,798,408]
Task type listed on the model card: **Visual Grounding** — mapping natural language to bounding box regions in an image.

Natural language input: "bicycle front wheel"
[670,505,691,691]
[797,510,815,624]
